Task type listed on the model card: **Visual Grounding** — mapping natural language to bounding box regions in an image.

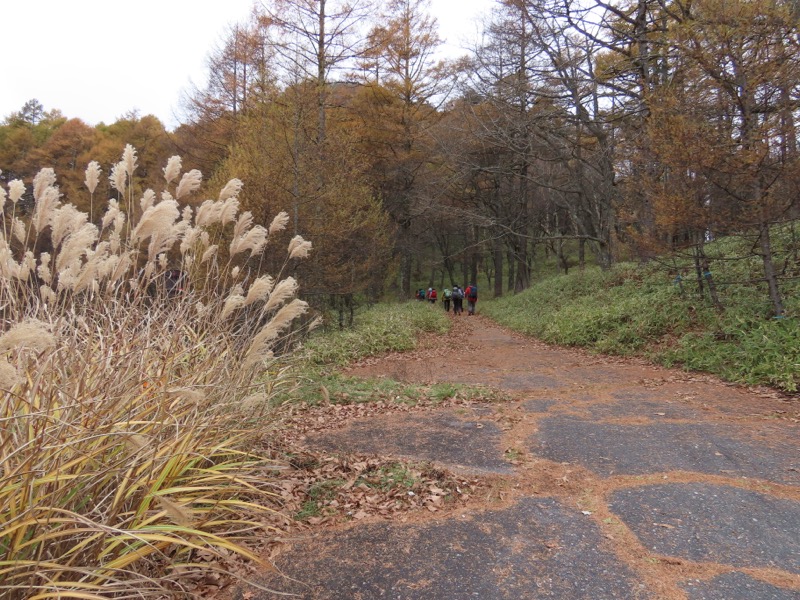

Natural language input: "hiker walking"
[452,285,464,315]
[465,283,478,315]
[428,287,438,304]
[443,287,452,312]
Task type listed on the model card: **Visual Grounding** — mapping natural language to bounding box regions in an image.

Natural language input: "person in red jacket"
[428,288,438,304]
[464,283,477,315]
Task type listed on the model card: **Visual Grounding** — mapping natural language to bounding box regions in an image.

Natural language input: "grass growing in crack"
[295,480,346,521]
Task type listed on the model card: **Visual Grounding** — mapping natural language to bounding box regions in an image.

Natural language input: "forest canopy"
[2,0,798,316]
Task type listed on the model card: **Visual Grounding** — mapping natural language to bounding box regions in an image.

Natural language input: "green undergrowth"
[303,301,450,367]
[286,302,500,406]
[483,231,799,392]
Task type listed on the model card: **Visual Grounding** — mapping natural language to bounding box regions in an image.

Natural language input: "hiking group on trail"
[416,284,477,316]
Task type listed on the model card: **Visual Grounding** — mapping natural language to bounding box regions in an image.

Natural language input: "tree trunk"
[493,233,504,298]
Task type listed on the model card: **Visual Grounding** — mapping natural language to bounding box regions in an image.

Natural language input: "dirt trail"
[245,313,799,599]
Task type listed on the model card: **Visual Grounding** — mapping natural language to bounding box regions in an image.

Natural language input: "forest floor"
[231,313,799,599]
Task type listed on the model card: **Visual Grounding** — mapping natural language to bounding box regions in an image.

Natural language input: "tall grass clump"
[0,146,313,598]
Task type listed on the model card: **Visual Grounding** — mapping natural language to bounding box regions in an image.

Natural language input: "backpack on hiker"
[452,287,463,299]
[466,285,477,301]
[444,288,452,299]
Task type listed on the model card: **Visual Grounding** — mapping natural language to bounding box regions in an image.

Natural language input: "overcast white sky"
[0,0,490,130]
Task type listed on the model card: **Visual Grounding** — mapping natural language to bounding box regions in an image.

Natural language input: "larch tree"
[354,0,452,295]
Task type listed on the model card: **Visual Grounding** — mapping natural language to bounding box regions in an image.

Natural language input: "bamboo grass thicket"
[0,146,313,598]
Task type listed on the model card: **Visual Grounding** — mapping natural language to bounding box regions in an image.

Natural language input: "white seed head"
[33,168,57,201]
[163,155,182,184]
[218,178,243,201]
[175,169,202,200]
[122,144,138,178]
[269,211,290,235]
[84,161,102,194]
[8,180,25,204]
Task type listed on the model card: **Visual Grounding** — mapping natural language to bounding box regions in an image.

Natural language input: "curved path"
[248,315,799,599]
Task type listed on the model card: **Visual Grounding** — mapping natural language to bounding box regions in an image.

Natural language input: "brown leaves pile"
[267,449,486,528]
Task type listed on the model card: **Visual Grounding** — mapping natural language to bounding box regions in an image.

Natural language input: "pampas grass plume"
[12,217,25,242]
[242,298,308,370]
[109,161,127,194]
[33,186,61,233]
[263,276,297,313]
[220,197,240,226]
[269,211,290,235]
[0,319,56,355]
[222,294,246,320]
[244,275,274,306]
[219,178,243,201]
[55,223,99,272]
[37,252,52,284]
[288,235,312,259]
[52,204,88,249]
[33,168,57,201]
[122,144,138,178]
[201,245,218,264]
[175,169,202,200]
[132,199,179,244]
[163,155,182,184]
[8,179,25,204]
[140,189,156,213]
[234,211,254,239]
[0,360,19,390]
[230,225,267,258]
[84,161,101,194]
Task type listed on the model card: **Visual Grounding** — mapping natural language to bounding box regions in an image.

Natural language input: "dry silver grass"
[201,244,218,264]
[36,252,52,284]
[175,169,202,199]
[139,189,157,213]
[230,224,268,258]
[220,196,240,226]
[122,144,138,178]
[51,204,88,249]
[242,298,308,371]
[163,155,182,184]
[8,179,25,204]
[0,359,19,390]
[1,147,314,596]
[84,161,101,194]
[54,223,99,273]
[268,211,290,235]
[32,185,61,233]
[244,275,275,306]
[219,178,243,201]
[195,199,224,227]
[0,319,56,355]
[101,199,121,231]
[32,168,56,201]
[109,161,127,194]
[288,234,312,259]
[11,217,25,243]
[234,211,254,240]
[263,276,298,313]
[131,199,179,244]
[222,293,246,320]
